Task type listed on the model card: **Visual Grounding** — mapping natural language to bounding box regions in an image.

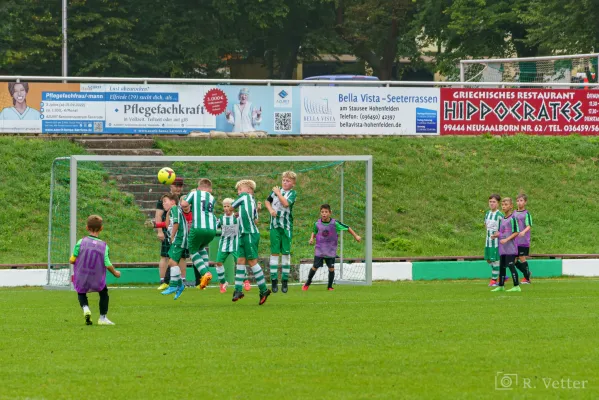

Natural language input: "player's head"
[8,82,29,106]
[86,214,103,234]
[488,193,501,211]
[170,177,184,195]
[501,197,513,213]
[197,178,212,193]
[320,204,332,221]
[236,179,256,194]
[161,193,179,210]
[516,193,528,209]
[223,198,234,215]
[281,171,296,190]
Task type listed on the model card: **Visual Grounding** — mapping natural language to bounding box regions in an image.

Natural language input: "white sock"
[100,314,106,320]
[83,305,90,313]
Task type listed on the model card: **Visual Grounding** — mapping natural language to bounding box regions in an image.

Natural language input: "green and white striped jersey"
[185,190,217,230]
[217,215,239,252]
[168,205,188,248]
[232,192,259,234]
[484,210,504,248]
[268,189,296,232]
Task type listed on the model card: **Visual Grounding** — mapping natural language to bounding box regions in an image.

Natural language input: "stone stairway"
[73,137,168,218]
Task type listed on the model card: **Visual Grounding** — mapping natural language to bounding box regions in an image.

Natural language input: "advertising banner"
[441,88,599,135]
[300,87,440,135]
[0,82,301,135]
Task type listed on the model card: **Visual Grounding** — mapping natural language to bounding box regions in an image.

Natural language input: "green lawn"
[4,135,599,264]
[1,280,598,399]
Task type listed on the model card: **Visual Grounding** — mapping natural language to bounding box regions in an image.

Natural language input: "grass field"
[1,279,598,399]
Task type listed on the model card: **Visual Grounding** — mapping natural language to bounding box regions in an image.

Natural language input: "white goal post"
[460,53,599,87]
[47,155,373,288]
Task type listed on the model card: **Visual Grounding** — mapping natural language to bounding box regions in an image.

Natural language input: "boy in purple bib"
[303,204,361,291]
[491,198,521,292]
[70,215,121,325]
[514,193,533,284]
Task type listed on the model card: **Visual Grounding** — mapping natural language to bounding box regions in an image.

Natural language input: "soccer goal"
[46,155,373,289]
[460,53,599,87]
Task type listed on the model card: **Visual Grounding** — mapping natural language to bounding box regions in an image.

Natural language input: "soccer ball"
[157,167,176,185]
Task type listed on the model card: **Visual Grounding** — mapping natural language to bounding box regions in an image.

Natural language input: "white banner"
[300,87,440,135]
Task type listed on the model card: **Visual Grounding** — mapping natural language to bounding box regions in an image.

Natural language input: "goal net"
[460,53,599,87]
[47,155,373,289]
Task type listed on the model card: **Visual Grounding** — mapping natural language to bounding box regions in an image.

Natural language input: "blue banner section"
[42,92,106,101]
[0,82,441,135]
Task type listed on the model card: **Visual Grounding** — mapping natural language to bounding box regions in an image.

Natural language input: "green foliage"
[2,281,599,398]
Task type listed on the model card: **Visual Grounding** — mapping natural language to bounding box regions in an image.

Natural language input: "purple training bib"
[315,218,338,258]
[498,214,518,256]
[73,237,107,293]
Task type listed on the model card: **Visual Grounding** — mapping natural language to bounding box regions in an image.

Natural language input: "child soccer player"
[484,194,504,287]
[491,198,521,292]
[71,215,120,326]
[303,204,361,291]
[159,193,189,300]
[181,178,217,290]
[264,171,297,293]
[514,193,533,284]
[215,198,239,293]
[231,179,271,304]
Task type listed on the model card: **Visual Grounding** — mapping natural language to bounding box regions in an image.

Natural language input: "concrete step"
[87,148,164,156]
[118,183,172,193]
[74,138,155,149]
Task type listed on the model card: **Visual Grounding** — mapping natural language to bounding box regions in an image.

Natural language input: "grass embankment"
[3,135,599,264]
[158,135,599,258]
[0,137,155,265]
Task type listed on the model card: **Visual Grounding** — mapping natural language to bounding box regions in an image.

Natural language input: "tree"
[523,0,599,55]
[333,0,415,80]
[0,0,61,75]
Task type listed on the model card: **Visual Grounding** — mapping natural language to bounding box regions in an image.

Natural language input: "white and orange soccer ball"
[157,167,176,185]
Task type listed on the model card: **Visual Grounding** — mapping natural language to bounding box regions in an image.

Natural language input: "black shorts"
[313,256,335,269]
[160,239,171,257]
[500,254,516,267]
[518,247,530,256]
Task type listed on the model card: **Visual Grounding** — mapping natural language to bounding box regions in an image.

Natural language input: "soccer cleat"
[491,286,505,292]
[507,286,522,292]
[488,279,498,287]
[272,279,279,293]
[521,278,530,284]
[157,282,169,291]
[161,286,178,295]
[198,272,212,290]
[327,287,335,291]
[302,284,309,291]
[259,289,272,305]
[98,317,115,326]
[174,284,185,300]
[232,291,245,302]
[281,280,288,293]
[243,280,251,291]
[219,282,229,293]
[84,309,92,326]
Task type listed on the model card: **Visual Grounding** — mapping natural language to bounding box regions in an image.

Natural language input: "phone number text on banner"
[441,88,599,135]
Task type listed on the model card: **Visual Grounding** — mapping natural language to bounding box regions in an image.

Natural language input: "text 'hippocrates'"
[440,88,599,135]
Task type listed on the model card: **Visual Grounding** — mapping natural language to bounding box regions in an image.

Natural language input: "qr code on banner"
[93,122,103,133]
[274,112,292,132]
